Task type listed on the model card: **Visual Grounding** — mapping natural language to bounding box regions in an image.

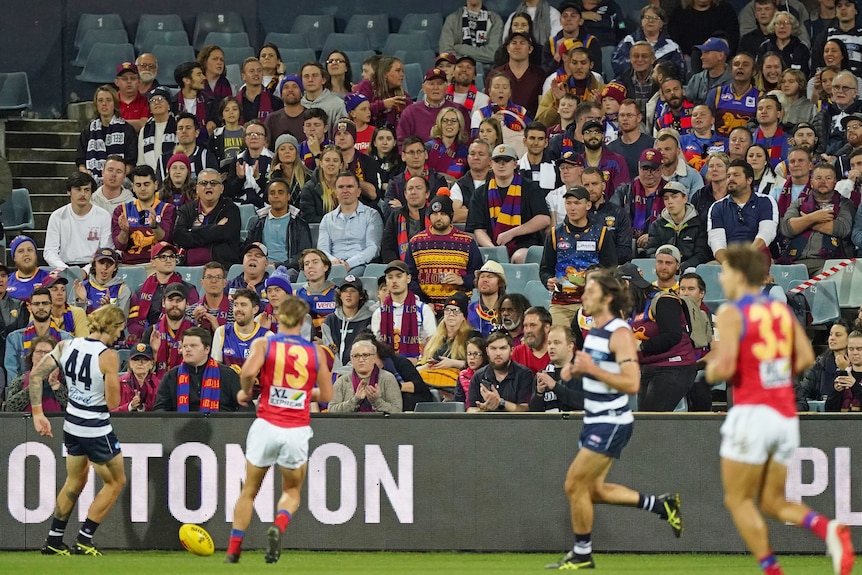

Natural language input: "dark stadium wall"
[1,413,860,553]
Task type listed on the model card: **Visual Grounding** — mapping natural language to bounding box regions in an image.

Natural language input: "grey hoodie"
[300,88,347,132]
[321,299,378,367]
[75,274,132,318]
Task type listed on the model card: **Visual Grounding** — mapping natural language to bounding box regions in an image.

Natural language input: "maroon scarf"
[777,176,811,218]
[131,272,184,325]
[379,292,421,358]
[155,316,194,376]
[351,365,380,412]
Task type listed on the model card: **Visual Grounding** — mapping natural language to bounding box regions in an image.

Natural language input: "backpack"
[649,292,713,350]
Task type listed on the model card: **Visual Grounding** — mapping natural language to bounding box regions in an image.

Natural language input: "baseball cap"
[661,181,688,197]
[559,1,583,14]
[163,283,188,299]
[42,271,68,288]
[384,260,409,276]
[656,244,682,264]
[695,37,730,55]
[507,31,533,45]
[443,292,469,316]
[243,242,268,257]
[455,54,477,67]
[793,121,816,134]
[435,53,456,66]
[841,113,862,129]
[151,241,178,258]
[474,260,507,282]
[116,62,139,76]
[94,248,119,263]
[639,148,663,169]
[491,144,518,161]
[563,186,590,200]
[130,342,154,360]
[423,67,448,83]
[581,119,604,134]
[616,263,651,289]
[148,86,171,101]
[558,151,584,167]
[339,274,363,292]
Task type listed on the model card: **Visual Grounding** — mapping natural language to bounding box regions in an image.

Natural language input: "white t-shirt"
[370,297,437,357]
[43,204,114,269]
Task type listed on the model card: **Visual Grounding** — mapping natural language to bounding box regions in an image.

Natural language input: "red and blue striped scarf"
[477,102,528,131]
[754,125,789,168]
[396,209,431,259]
[487,174,524,256]
[23,320,63,349]
[379,291,421,358]
[777,176,811,218]
[631,178,665,235]
[176,357,222,412]
[656,100,694,134]
[428,138,468,179]
[445,84,478,111]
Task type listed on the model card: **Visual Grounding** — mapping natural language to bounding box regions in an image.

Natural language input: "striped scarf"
[445,84,478,111]
[396,209,431,259]
[379,291,421,358]
[784,192,846,261]
[551,71,592,101]
[487,174,523,255]
[130,273,184,325]
[84,281,122,314]
[477,102,528,131]
[176,357,222,412]
[141,115,178,157]
[777,176,810,218]
[754,125,789,168]
[58,306,76,334]
[427,138,468,179]
[655,101,694,135]
[23,321,63,349]
[155,316,194,376]
[84,116,128,178]
[631,178,665,235]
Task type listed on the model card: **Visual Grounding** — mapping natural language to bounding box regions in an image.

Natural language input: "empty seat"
[74,13,125,49]
[192,12,246,50]
[134,14,186,52]
[279,48,317,67]
[393,50,436,73]
[500,263,540,295]
[819,259,862,308]
[363,263,387,279]
[151,44,196,86]
[264,32,310,51]
[479,246,509,264]
[320,33,372,58]
[402,63,424,99]
[76,43,136,83]
[524,280,551,308]
[631,257,658,284]
[238,203,257,230]
[221,46,255,67]
[0,74,31,114]
[339,51,376,79]
[290,15,335,52]
[695,264,726,313]
[118,266,148,293]
[525,245,544,266]
[139,30,190,55]
[1,188,35,231]
[359,277,379,300]
[384,32,432,53]
[176,265,204,287]
[344,14,390,52]
[769,263,809,292]
[414,402,465,412]
[72,29,129,67]
[788,280,841,325]
[203,31,251,48]
[399,13,443,42]
[225,63,242,89]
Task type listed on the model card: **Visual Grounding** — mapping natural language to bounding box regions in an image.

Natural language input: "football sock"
[227,529,244,556]
[758,553,784,574]
[77,518,99,544]
[47,517,68,546]
[274,510,292,534]
[638,493,662,515]
[800,511,829,540]
[573,532,592,560]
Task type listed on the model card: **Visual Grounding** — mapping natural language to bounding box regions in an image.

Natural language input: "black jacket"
[174,196,242,266]
[380,206,428,264]
[645,203,712,270]
[152,362,250,412]
[245,213,313,272]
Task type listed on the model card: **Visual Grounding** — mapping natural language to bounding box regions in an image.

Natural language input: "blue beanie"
[265,266,293,295]
[10,235,37,260]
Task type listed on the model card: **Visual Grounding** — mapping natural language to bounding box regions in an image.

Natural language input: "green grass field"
[0,551,853,574]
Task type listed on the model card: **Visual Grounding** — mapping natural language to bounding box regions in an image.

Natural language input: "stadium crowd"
[4,0,862,414]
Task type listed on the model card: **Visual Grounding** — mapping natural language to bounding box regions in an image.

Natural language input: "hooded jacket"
[645,202,712,270]
[321,300,378,366]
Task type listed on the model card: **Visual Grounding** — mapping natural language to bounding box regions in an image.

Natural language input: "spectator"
[345,93,374,153]
[468,261,507,336]
[382,176,432,264]
[616,42,658,123]
[684,37,732,105]
[317,172,383,276]
[541,2,601,75]
[512,306,552,373]
[223,120,272,208]
[763,13,811,76]
[497,293,530,345]
[383,136,448,220]
[813,70,862,156]
[44,172,113,270]
[147,283,195,377]
[209,96,245,166]
[646,181,712,270]
[153,326,245,411]
[186,261,232,332]
[753,94,791,167]
[747,143,780,196]
[398,68,469,145]
[455,336,488,407]
[91,155,134,213]
[504,3,562,49]
[426,108,470,181]
[369,125,404,191]
[478,117,505,149]
[796,319,853,410]
[4,288,71,382]
[467,143,551,263]
[779,162,854,275]
[210,288,270,377]
[325,50,353,97]
[613,5,684,78]
[537,47,603,129]
[172,61,215,145]
[541,185,617,326]
[405,193,483,314]
[76,85,136,185]
[247,182,312,276]
[811,0,862,76]
[578,119,630,201]
[332,119,380,207]
[611,148,668,249]
[321,276,377,365]
[579,0,627,47]
[769,146,811,212]
[299,108,334,169]
[295,249,337,336]
[300,62,347,133]
[607,99,655,179]
[679,105,728,171]
[299,146,344,224]
[137,87,177,171]
[445,55,491,115]
[824,328,862,412]
[466,330,532,412]
[547,151,584,228]
[197,45,233,101]
[113,165,175,264]
[372,260,437,364]
[237,57,283,125]
[740,0,780,55]
[72,248,131,316]
[0,263,28,364]
[256,266,296,332]
[471,72,532,158]
[155,112,219,183]
[266,133,308,211]
[677,271,714,411]
[440,0,505,67]
[353,57,412,129]
[834,115,862,178]
[652,244,682,292]
[264,75,307,150]
[656,128,705,193]
[584,166,633,264]
[135,53,159,94]
[158,153,198,208]
[416,292,476,398]
[707,159,779,263]
[548,92,578,138]
[517,121,556,195]
[226,242,272,304]
[2,336,66,413]
[328,339,403,413]
[174,168,242,266]
[7,235,49,302]
[488,32,546,116]
[668,0,740,61]
[114,343,160,413]
[352,331,433,411]
[114,62,149,132]
[41,272,87,337]
[654,77,694,137]
[529,325,583,411]
[127,242,200,343]
[259,43,285,95]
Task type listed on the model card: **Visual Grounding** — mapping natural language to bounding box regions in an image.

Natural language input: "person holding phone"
[826,330,862,412]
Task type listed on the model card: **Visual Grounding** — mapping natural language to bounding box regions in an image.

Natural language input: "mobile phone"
[481,379,493,391]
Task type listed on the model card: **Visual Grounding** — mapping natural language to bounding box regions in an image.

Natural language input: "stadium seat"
[631,257,658,284]
[399,13,443,42]
[525,245,544,265]
[393,50,437,74]
[339,50,376,73]
[117,349,131,371]
[344,14,390,52]
[695,264,726,313]
[298,263,347,283]
[0,74,31,114]
[238,203,257,241]
[176,265,204,287]
[414,401,465,412]
[151,44,196,86]
[134,14,186,52]
[227,263,244,280]
[320,33,372,58]
[820,259,862,308]
[278,48,317,68]
[524,280,551,308]
[264,32,310,51]
[770,264,809,292]
[72,29,129,67]
[139,30,191,55]
[402,63,424,99]
[484,0,522,17]
[479,246,509,264]
[600,46,615,82]
[225,64,242,89]
[76,43,136,83]
[500,263,540,295]
[364,263,387,279]
[359,276,379,299]
[221,47,255,67]
[788,279,840,325]
[290,15,335,52]
[1,188,35,233]
[192,12,246,50]
[74,13,125,50]
[118,266,148,293]
[384,32,432,53]
[203,31,251,48]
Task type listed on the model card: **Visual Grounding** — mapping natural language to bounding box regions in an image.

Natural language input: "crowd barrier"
[1,412,860,553]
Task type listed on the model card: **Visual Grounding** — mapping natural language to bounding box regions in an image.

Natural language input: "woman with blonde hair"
[76,85,136,184]
[417,293,478,400]
[298,145,343,223]
[268,134,309,211]
[426,108,469,180]
[780,69,817,125]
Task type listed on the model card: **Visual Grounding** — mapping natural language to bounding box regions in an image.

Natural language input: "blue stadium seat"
[278,48,317,68]
[320,33,372,57]
[600,46,615,82]
[0,74,31,114]
[393,50,437,74]
[225,64,242,90]
[339,51,376,80]
[345,14,390,52]
[479,246,509,264]
[76,43,136,83]
[72,29,129,67]
[524,280,551,308]
[139,30,190,55]
[384,32,432,53]
[151,44,196,86]
[221,47,255,67]
[695,264,726,313]
[820,259,862,308]
[117,266,148,293]
[402,63,424,99]
[525,245,544,265]
[290,15,335,52]
[399,13,443,42]
[359,276,379,300]
[74,13,125,50]
[176,265,204,287]
[500,263,540,295]
[364,263,387,279]
[228,263,244,280]
[238,203,257,242]
[769,264,809,292]
[203,31,251,48]
[2,188,35,232]
[309,223,319,247]
[631,257,658,284]
[788,279,840,325]
[264,32,311,51]
[193,12,246,50]
[134,14,186,52]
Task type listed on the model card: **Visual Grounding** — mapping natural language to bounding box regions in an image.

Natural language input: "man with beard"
[187,262,232,332]
[654,77,694,137]
[834,115,862,178]
[706,53,762,138]
[537,47,604,128]
[467,261,507,336]
[607,99,654,179]
[238,57,283,124]
[656,129,704,195]
[135,53,159,94]
[583,167,633,264]
[679,105,727,170]
[405,193,482,314]
[542,185,617,326]
[707,159,779,264]
[512,306,552,373]
[113,165,175,264]
[264,75,307,149]
[652,244,682,292]
[813,70,862,157]
[146,283,195,377]
[780,162,855,276]
[530,324,583,411]
[451,138,492,222]
[497,293,531,346]
[444,56,491,115]
[92,155,134,214]
[466,330,533,412]
[7,235,49,302]
[542,2,602,75]
[321,276,377,366]
[5,287,72,381]
[646,182,711,271]
[211,288,270,374]
[838,147,862,203]
[577,120,629,202]
[612,148,668,252]
[172,61,215,145]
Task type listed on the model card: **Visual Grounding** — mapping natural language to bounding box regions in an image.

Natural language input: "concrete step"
[6,118,83,133]
[35,212,51,229]
[10,161,77,178]
[30,194,68,212]
[7,148,77,162]
[13,177,66,196]
[6,131,79,150]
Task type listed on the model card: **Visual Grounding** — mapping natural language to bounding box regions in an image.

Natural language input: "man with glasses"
[135,53,159,95]
[5,287,72,382]
[137,86,177,171]
[224,120,272,208]
[814,70,862,157]
[174,167,242,266]
[548,101,601,160]
[155,112,218,183]
[706,159,779,264]
[187,261,233,331]
[613,42,657,120]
